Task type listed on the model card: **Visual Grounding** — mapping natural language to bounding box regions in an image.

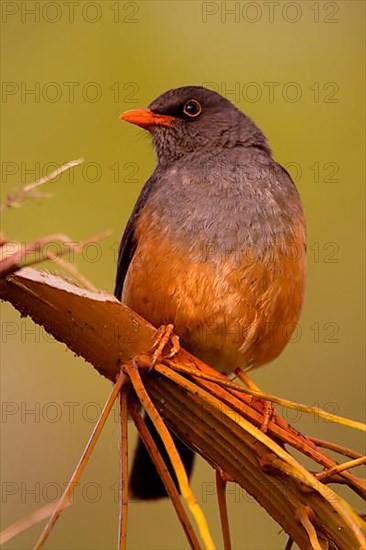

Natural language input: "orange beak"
[120,108,175,129]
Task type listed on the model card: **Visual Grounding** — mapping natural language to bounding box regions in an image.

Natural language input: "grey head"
[121,86,271,165]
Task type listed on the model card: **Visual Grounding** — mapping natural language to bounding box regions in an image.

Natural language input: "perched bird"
[115,86,306,499]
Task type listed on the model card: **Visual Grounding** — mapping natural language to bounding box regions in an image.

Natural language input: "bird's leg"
[150,324,180,369]
[234,368,276,433]
[261,400,274,433]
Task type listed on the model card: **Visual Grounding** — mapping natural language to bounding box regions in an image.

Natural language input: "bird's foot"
[150,324,180,371]
[260,400,276,433]
[234,367,276,433]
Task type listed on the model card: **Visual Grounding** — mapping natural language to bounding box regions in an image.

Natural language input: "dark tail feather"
[129,413,195,500]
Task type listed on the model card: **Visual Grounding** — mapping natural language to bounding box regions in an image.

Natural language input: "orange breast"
[122,210,306,373]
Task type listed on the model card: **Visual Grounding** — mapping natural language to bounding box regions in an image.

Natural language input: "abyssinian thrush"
[115,86,306,499]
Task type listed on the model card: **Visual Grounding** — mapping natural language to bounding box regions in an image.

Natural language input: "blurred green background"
[1,1,365,548]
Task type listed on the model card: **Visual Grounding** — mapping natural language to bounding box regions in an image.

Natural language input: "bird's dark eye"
[183,99,202,118]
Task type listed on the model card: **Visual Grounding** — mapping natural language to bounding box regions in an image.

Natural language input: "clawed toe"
[150,324,180,370]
